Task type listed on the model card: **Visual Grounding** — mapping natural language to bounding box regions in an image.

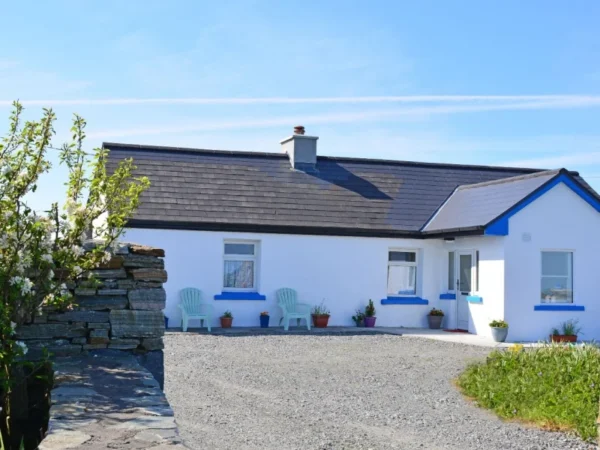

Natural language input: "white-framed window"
[541,251,573,303]
[223,241,259,291]
[387,250,418,296]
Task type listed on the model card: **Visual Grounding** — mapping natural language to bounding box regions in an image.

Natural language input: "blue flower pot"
[260,315,270,328]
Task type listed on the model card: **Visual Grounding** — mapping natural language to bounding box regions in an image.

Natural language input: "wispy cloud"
[88,98,600,139]
[3,94,600,107]
[502,152,600,168]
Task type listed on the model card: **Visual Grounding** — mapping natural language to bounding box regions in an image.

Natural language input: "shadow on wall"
[307,161,393,200]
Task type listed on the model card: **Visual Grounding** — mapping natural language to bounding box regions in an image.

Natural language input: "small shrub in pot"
[220,310,233,328]
[550,319,581,343]
[427,308,444,329]
[352,309,365,327]
[364,299,376,327]
[311,302,330,328]
[489,319,509,342]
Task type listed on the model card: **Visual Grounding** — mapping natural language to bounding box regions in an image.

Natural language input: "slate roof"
[422,170,560,233]
[104,142,590,238]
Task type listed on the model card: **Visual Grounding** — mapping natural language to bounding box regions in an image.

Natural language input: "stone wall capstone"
[16,242,167,363]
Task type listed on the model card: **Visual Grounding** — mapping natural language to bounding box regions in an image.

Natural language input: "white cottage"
[105,128,600,341]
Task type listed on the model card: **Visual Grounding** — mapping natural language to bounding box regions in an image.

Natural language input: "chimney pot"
[294,125,305,135]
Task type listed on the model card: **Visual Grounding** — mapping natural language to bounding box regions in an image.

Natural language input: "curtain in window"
[387,266,416,295]
[224,260,254,289]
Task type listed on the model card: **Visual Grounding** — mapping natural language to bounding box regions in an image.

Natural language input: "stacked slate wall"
[16,243,167,380]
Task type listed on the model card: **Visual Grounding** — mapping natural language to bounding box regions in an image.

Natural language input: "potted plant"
[259,311,270,328]
[352,309,365,327]
[427,308,444,329]
[311,302,330,328]
[220,310,233,328]
[364,299,376,327]
[489,319,509,342]
[550,319,581,343]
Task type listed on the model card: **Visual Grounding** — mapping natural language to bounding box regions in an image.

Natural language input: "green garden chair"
[179,288,213,332]
[276,288,311,331]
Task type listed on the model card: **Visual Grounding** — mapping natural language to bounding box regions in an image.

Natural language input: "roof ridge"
[103,142,544,173]
[457,169,562,191]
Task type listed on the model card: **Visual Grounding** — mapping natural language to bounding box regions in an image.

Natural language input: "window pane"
[447,252,455,291]
[387,265,417,295]
[224,260,254,288]
[542,252,570,276]
[224,243,255,255]
[459,254,472,293]
[541,276,573,303]
[389,251,416,262]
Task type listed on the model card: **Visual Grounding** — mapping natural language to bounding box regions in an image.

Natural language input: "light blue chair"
[179,288,213,332]
[277,288,311,331]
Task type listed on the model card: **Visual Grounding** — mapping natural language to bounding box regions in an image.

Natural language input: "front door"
[457,252,474,331]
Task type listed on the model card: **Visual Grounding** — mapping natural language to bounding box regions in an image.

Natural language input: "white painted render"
[123,181,599,341]
[124,228,455,329]
[504,182,600,341]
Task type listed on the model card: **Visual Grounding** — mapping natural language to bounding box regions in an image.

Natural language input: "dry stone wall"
[16,243,167,361]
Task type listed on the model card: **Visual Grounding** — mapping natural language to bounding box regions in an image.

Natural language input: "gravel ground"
[165,333,594,450]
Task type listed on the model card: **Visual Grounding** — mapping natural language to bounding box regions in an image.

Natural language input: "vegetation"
[222,310,233,319]
[365,299,376,317]
[0,102,149,448]
[428,308,444,317]
[551,319,581,336]
[260,311,269,316]
[352,309,365,326]
[489,320,508,328]
[458,344,600,441]
[311,302,330,316]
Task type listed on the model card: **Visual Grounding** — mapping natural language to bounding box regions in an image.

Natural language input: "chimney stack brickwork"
[280,126,319,170]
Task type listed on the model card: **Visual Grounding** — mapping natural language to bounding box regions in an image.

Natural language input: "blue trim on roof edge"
[485,173,600,236]
[214,292,266,300]
[534,304,585,311]
[381,297,429,305]
[466,295,483,303]
[439,293,456,300]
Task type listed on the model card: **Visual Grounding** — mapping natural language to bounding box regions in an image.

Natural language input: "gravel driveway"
[165,333,592,450]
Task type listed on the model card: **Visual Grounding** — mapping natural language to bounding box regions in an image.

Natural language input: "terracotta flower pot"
[312,314,330,328]
[220,317,233,328]
[550,334,577,343]
[364,316,376,327]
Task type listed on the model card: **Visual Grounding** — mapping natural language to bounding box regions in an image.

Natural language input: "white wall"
[504,182,600,341]
[123,228,453,329]
[441,236,505,336]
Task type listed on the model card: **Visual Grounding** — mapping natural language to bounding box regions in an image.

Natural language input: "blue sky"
[2,0,600,210]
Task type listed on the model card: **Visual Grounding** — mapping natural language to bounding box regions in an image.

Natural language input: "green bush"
[457,344,600,441]
[489,319,508,328]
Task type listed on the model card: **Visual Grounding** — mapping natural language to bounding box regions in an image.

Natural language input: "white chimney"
[280,125,318,171]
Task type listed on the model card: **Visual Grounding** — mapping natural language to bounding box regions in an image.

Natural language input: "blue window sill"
[534,304,584,311]
[439,293,456,300]
[380,297,429,305]
[466,295,483,303]
[214,292,266,301]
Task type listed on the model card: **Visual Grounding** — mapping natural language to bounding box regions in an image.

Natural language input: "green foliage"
[0,102,149,444]
[222,310,233,319]
[457,344,600,441]
[489,320,508,328]
[428,308,444,317]
[551,319,581,336]
[311,301,330,316]
[364,299,376,317]
[352,309,365,326]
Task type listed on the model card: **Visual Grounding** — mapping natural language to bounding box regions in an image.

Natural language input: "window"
[223,241,259,291]
[447,251,455,291]
[541,251,573,303]
[388,250,417,296]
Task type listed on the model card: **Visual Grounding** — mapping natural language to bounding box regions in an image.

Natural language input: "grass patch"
[457,344,600,441]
